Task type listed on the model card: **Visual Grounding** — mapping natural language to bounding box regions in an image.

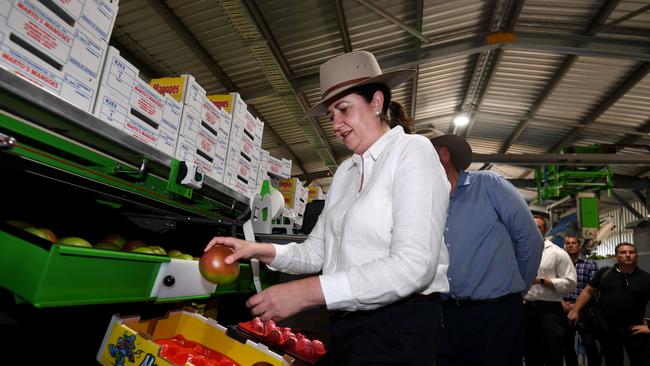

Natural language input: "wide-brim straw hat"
[419,128,473,170]
[305,51,415,118]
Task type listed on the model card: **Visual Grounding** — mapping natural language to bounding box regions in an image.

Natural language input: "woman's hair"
[348,83,412,134]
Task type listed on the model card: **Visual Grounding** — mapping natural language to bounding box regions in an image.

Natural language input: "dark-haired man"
[562,235,599,366]
[568,242,650,366]
[426,129,544,366]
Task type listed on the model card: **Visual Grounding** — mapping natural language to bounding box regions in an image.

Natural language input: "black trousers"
[563,324,601,366]
[597,330,650,366]
[524,301,566,366]
[328,295,441,366]
[437,293,524,366]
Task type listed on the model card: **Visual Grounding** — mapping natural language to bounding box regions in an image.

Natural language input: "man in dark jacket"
[568,242,650,366]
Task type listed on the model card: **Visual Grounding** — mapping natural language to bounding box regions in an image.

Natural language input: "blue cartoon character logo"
[108,332,142,365]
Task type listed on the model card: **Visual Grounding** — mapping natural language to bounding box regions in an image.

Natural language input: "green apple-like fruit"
[58,236,93,248]
[177,254,194,260]
[25,227,51,241]
[167,250,183,258]
[94,242,120,251]
[102,234,127,249]
[148,245,167,255]
[199,246,240,285]
[38,228,58,242]
[123,240,147,252]
[131,246,155,254]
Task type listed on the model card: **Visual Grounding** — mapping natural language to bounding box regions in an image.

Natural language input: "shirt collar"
[456,170,471,189]
[350,126,404,168]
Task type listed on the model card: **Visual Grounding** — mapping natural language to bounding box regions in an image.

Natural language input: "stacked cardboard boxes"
[278,177,309,226]
[208,93,263,198]
[149,75,230,180]
[0,0,119,112]
[93,47,181,156]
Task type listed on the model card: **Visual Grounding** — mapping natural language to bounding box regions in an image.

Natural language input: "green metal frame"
[1,114,234,221]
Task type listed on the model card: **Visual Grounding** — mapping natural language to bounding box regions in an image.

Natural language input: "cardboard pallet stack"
[208,93,264,198]
[0,0,119,113]
[93,47,182,157]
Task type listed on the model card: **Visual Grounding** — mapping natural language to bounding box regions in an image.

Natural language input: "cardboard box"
[3,0,109,81]
[52,0,119,41]
[97,310,289,366]
[281,158,292,178]
[150,74,206,114]
[267,155,283,177]
[97,46,138,100]
[0,40,98,112]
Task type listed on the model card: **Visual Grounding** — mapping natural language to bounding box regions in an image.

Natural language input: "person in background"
[561,235,600,366]
[425,128,543,366]
[568,242,650,366]
[524,216,577,366]
[205,51,451,365]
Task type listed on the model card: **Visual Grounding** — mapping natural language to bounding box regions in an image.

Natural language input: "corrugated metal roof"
[109,0,650,195]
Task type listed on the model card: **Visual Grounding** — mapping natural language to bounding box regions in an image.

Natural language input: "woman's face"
[326,91,385,155]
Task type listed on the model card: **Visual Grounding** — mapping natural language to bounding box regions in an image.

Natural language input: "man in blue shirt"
[425,128,544,366]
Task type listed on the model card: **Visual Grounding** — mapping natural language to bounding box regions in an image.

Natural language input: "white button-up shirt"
[524,240,577,302]
[270,126,450,311]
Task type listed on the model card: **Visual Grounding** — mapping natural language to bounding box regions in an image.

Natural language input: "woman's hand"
[204,236,276,264]
[630,324,650,335]
[246,277,325,322]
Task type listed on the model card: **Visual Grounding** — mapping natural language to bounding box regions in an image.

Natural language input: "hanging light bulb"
[453,113,470,126]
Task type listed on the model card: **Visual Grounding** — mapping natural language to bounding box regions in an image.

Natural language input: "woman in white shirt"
[205,51,450,365]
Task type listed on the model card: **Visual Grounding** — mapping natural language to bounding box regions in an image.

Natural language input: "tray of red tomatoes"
[235,317,327,365]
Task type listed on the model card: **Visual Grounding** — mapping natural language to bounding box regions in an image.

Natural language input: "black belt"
[444,293,520,306]
[330,292,441,319]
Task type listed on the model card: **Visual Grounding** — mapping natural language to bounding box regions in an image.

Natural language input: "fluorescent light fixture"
[453,113,470,126]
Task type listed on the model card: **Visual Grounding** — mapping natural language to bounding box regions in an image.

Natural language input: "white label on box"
[79,0,118,41]
[179,104,201,141]
[68,28,106,80]
[99,46,137,99]
[0,42,61,93]
[183,74,206,113]
[53,0,84,19]
[60,71,95,111]
[211,154,226,182]
[174,135,195,162]
[161,94,182,132]
[201,98,221,132]
[124,114,157,146]
[9,0,74,65]
[197,125,217,156]
[94,86,128,129]
[131,79,164,126]
[157,127,177,157]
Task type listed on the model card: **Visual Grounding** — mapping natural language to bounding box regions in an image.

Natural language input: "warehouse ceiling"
[110,0,650,201]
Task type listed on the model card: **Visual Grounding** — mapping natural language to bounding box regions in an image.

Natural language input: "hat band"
[322,77,371,99]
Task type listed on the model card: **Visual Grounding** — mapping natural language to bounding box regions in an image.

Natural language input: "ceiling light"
[453,113,470,126]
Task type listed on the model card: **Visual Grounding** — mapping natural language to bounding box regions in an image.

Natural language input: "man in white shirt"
[524,215,577,366]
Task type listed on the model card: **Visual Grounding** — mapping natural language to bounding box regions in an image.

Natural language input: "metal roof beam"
[455,0,522,138]
[618,117,650,145]
[592,4,650,34]
[245,32,650,103]
[472,153,650,165]
[145,0,237,91]
[491,0,624,169]
[410,0,424,120]
[509,32,650,61]
[549,62,650,153]
[335,0,353,53]
[356,0,430,44]
[235,0,339,173]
